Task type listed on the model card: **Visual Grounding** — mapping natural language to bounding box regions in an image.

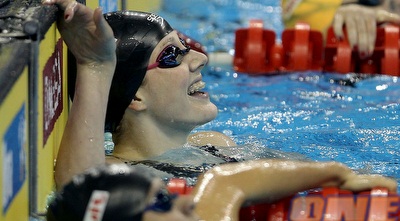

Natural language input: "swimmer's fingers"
[354,12,376,58]
[376,8,400,24]
[333,5,360,50]
[93,7,113,39]
[340,174,397,193]
[356,8,400,58]
[92,7,116,61]
[344,14,358,51]
[42,0,81,22]
[62,0,79,22]
[333,13,345,40]
[366,16,377,57]
[334,4,379,58]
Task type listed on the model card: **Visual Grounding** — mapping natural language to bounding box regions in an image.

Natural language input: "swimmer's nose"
[188,50,208,72]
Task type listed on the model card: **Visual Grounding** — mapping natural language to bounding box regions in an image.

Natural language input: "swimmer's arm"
[187,131,236,147]
[192,159,397,221]
[45,0,116,189]
[55,63,114,189]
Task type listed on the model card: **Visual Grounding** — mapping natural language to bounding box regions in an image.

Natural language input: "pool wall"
[0,1,161,220]
[0,2,67,220]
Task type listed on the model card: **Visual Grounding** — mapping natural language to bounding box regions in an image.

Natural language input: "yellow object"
[86,1,99,9]
[86,0,161,13]
[124,0,161,12]
[0,67,29,221]
[282,0,343,34]
[0,14,69,221]
[36,23,70,213]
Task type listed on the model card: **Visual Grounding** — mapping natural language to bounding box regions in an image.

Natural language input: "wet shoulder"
[188,131,236,147]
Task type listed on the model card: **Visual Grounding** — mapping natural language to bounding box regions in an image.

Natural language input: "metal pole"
[121,0,126,10]
[27,19,40,218]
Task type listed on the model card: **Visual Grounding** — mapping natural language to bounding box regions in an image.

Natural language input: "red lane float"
[167,178,400,221]
[325,24,400,75]
[234,20,400,76]
[234,19,278,73]
[282,22,324,72]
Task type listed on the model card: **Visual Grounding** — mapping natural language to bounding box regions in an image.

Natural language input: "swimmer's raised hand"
[42,0,116,67]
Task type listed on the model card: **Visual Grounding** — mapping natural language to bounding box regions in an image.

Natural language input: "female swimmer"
[45,1,397,220]
[52,0,238,187]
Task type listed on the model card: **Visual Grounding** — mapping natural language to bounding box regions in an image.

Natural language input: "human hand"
[340,172,397,193]
[333,4,400,59]
[42,0,116,66]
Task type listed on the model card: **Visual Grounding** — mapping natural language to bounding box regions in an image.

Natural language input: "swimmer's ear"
[128,95,147,111]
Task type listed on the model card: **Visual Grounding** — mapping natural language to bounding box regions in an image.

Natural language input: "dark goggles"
[144,189,177,212]
[147,44,190,70]
[131,189,177,220]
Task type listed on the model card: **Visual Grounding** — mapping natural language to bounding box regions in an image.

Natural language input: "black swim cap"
[47,164,156,221]
[67,11,174,132]
[104,11,174,132]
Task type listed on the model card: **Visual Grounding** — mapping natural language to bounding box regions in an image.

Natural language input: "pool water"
[157,1,400,188]
[201,70,400,185]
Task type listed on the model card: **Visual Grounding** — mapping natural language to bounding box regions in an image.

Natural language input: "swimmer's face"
[142,179,199,221]
[135,31,217,130]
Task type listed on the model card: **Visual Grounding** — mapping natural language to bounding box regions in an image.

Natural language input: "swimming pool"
[158,0,400,189]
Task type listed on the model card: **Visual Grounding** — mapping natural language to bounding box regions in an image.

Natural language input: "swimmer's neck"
[111,124,194,161]
[110,109,203,160]
[111,133,189,160]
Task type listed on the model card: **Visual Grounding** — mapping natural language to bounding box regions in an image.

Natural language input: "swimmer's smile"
[188,79,208,98]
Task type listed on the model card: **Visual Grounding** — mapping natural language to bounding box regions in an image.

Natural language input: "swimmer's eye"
[144,188,177,212]
[147,39,190,70]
